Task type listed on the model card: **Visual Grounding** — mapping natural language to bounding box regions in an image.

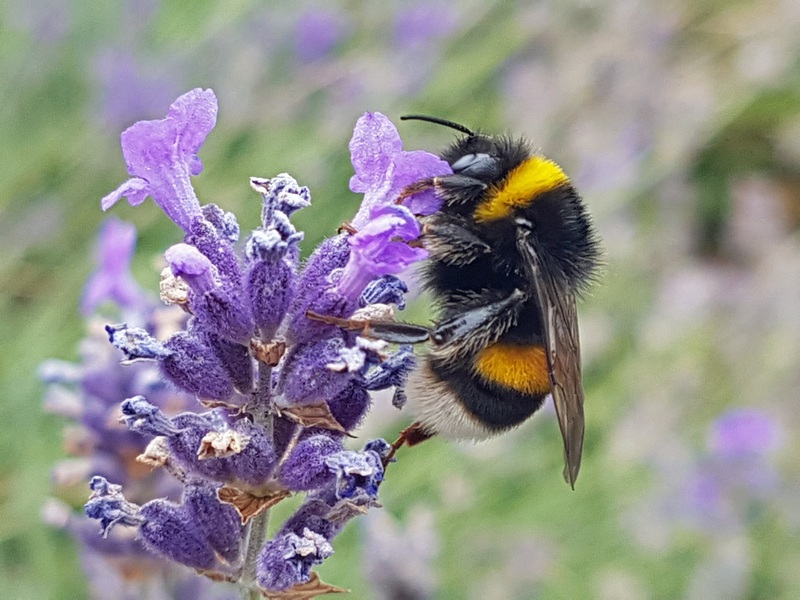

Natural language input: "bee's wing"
[516,231,585,489]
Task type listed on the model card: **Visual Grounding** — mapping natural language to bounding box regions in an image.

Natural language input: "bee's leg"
[398,175,488,208]
[306,310,432,344]
[432,289,527,346]
[423,216,491,266]
[383,421,433,468]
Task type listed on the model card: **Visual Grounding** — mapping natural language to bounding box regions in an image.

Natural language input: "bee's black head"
[401,114,531,184]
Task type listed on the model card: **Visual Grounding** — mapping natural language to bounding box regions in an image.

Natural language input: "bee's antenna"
[400,114,475,137]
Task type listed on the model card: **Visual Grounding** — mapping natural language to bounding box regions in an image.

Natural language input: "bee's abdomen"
[472,342,550,397]
[428,344,550,431]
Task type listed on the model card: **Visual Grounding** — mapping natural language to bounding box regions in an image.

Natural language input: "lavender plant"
[45,88,452,598]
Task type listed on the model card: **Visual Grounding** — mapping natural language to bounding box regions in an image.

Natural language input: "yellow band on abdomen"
[474,156,569,222]
[473,342,551,396]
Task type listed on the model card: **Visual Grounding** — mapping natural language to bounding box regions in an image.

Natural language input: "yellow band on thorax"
[473,156,569,222]
[473,342,551,396]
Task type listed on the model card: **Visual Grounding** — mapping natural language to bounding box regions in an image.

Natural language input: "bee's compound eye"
[450,153,495,176]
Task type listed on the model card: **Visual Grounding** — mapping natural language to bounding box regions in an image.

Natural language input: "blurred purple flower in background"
[708,408,783,459]
[44,88,450,597]
[683,408,783,524]
[392,3,458,49]
[624,404,785,597]
[293,9,350,63]
[81,218,148,315]
[93,49,182,129]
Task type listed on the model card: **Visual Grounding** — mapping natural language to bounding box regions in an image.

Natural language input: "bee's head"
[401,115,530,185]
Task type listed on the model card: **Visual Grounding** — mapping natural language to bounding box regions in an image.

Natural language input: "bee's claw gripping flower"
[61,90,454,594]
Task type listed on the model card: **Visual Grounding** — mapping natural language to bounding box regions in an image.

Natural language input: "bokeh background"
[3,0,800,598]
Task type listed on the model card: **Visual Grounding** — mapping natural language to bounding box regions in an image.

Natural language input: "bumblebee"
[314,115,601,487]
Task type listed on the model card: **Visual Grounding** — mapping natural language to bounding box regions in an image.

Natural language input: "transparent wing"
[516,230,585,489]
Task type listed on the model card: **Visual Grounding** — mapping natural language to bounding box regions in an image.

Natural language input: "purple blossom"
[325,448,384,500]
[101,88,217,232]
[360,274,409,309]
[138,499,219,570]
[256,529,334,591]
[105,323,170,361]
[161,330,236,399]
[293,9,350,63]
[709,408,782,459]
[85,477,144,537]
[393,4,459,49]
[81,218,148,315]
[120,395,179,437]
[349,112,451,227]
[278,337,354,406]
[337,205,429,298]
[279,435,342,491]
[165,243,217,294]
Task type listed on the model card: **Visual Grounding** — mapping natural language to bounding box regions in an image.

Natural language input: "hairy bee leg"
[306,310,432,344]
[398,175,487,207]
[431,174,488,206]
[432,288,527,345]
[397,178,435,201]
[382,421,433,468]
[423,216,491,265]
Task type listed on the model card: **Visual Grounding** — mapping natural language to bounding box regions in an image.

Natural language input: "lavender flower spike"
[61,94,463,597]
[101,88,217,232]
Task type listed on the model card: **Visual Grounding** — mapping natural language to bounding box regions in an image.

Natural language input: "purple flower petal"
[165,243,217,294]
[226,419,277,486]
[348,112,451,227]
[359,275,408,309]
[166,88,218,175]
[278,435,342,491]
[325,448,383,500]
[101,89,217,232]
[183,481,242,564]
[100,177,150,211]
[337,205,428,299]
[84,476,144,537]
[349,112,403,195]
[161,331,235,399]
[279,338,353,405]
[120,396,179,437]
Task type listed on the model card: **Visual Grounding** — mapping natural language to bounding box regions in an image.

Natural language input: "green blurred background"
[3,1,800,598]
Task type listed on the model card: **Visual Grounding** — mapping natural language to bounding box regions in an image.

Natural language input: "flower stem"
[240,508,270,599]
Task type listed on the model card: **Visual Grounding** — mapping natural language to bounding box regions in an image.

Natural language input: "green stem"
[239,508,271,599]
